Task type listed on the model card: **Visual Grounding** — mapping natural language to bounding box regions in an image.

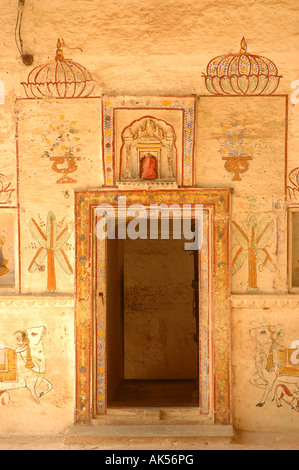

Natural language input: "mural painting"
[289,209,299,289]
[28,211,73,292]
[0,236,9,277]
[17,96,103,294]
[0,327,52,406]
[218,110,253,181]
[0,16,294,437]
[0,212,16,289]
[249,325,299,410]
[41,116,82,184]
[232,215,276,291]
[287,168,299,200]
[196,96,287,224]
[102,96,196,187]
[203,37,282,96]
[21,39,96,99]
[0,174,15,205]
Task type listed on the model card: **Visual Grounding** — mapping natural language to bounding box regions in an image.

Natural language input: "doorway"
[75,189,231,424]
[106,235,199,408]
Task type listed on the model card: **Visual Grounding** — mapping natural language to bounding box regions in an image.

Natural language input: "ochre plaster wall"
[0,298,75,435]
[123,238,196,380]
[0,0,298,435]
[232,298,299,432]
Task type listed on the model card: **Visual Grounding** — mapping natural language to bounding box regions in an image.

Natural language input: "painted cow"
[272,384,299,412]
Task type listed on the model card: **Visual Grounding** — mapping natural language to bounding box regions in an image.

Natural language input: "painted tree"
[28,211,73,291]
[232,215,276,290]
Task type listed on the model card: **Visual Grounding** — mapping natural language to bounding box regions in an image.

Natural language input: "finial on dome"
[240,37,247,54]
[55,38,64,61]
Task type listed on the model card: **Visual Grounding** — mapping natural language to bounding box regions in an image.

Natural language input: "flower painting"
[218,110,253,181]
[41,116,82,184]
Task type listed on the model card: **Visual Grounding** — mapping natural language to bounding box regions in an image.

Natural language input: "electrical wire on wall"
[15,0,34,65]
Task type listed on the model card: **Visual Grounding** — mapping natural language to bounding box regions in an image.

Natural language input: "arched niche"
[120,116,177,182]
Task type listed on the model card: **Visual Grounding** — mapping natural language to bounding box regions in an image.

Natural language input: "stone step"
[64,424,234,446]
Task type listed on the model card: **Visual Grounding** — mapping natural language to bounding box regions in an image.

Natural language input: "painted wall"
[0,0,298,435]
[0,297,75,435]
[232,298,299,432]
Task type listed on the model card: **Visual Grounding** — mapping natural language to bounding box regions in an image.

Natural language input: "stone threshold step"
[65,425,234,445]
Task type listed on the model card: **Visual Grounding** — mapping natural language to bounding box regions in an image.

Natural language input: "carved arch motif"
[120,116,177,181]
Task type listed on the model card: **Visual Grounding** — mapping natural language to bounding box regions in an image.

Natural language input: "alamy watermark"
[95,198,203,251]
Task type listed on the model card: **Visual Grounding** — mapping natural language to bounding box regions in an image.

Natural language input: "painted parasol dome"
[21,39,96,98]
[203,38,282,95]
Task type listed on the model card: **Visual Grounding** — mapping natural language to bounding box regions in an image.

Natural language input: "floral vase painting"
[218,111,253,181]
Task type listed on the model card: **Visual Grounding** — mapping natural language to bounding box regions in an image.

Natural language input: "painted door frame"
[74,188,231,424]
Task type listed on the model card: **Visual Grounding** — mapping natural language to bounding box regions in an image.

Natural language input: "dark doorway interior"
[106,234,199,408]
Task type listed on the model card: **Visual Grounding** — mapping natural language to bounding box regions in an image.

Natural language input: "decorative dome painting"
[203,38,282,95]
[21,39,96,98]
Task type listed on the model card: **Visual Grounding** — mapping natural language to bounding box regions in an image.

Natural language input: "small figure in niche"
[140,153,157,180]
[0,236,9,277]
